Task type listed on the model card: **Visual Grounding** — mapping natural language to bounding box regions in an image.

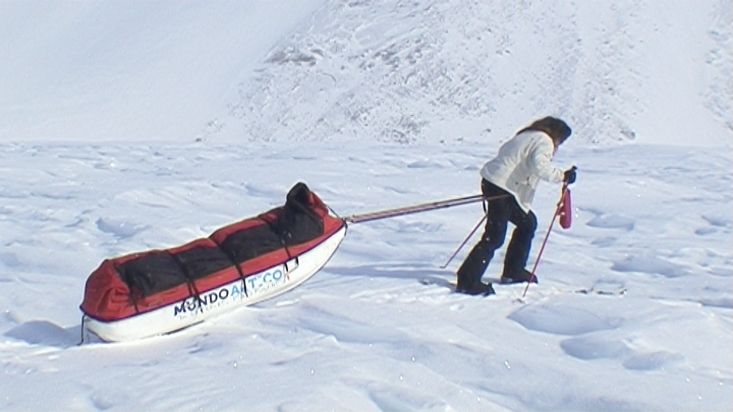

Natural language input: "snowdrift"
[80,183,346,342]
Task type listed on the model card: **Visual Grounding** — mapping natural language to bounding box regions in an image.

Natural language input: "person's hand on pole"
[563,166,577,185]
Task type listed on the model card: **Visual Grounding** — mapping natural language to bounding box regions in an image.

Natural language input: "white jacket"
[480,130,565,213]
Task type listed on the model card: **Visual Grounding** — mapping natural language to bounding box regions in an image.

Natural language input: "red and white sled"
[80,181,489,342]
[80,183,346,342]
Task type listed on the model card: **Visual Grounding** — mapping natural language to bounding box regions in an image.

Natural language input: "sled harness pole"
[522,183,570,298]
[345,194,506,224]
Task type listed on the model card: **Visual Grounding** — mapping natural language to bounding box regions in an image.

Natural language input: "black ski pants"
[456,179,537,287]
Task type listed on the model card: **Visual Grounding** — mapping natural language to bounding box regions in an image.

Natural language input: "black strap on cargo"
[167,251,203,305]
[258,215,297,272]
[113,261,142,315]
[211,238,249,297]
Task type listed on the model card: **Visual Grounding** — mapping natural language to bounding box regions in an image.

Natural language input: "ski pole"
[440,193,511,269]
[440,212,488,269]
[522,183,570,298]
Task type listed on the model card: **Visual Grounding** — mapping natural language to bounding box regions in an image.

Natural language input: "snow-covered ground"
[1,141,731,411]
[1,1,732,411]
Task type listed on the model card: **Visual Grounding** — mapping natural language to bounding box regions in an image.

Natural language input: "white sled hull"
[84,226,346,342]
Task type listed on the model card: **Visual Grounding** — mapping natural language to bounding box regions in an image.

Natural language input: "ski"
[420,277,627,296]
[574,287,627,296]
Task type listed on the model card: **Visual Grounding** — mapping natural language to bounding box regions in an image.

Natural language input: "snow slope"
[0,0,325,142]
[0,1,732,411]
[1,1,731,145]
[225,0,733,146]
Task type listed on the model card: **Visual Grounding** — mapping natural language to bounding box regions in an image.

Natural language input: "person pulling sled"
[456,116,577,296]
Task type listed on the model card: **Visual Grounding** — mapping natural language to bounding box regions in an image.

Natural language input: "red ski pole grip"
[558,188,572,229]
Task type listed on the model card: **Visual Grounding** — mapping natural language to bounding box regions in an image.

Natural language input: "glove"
[563,166,577,184]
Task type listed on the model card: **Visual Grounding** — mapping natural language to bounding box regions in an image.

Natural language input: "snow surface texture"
[1,1,732,412]
[1,142,731,411]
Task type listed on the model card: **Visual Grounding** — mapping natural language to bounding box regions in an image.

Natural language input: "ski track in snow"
[0,142,731,411]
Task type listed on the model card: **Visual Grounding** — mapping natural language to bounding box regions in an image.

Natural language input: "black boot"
[456,240,494,291]
[456,281,496,296]
[501,268,538,284]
